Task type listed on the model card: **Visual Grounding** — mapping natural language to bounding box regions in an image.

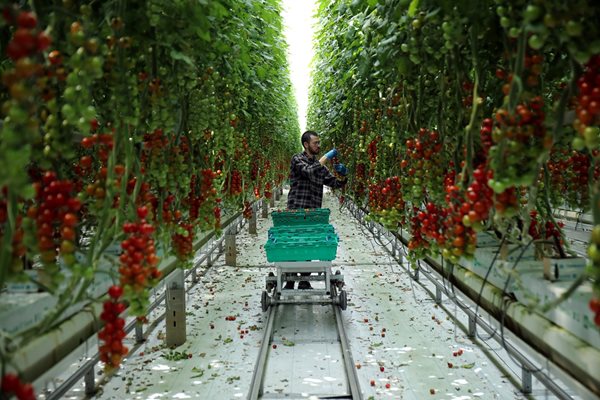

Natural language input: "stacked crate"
[264,209,339,262]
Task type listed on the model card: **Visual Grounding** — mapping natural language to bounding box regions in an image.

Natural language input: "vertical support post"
[249,203,257,234]
[411,267,419,282]
[269,192,275,208]
[261,198,268,218]
[521,367,532,394]
[225,232,236,266]
[468,314,477,338]
[84,366,95,396]
[191,266,198,283]
[135,321,144,343]
[166,269,186,347]
[435,286,442,305]
[275,187,281,201]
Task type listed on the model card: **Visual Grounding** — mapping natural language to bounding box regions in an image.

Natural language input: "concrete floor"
[52,189,577,400]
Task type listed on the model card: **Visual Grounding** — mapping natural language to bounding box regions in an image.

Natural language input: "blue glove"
[334,163,348,176]
[324,148,338,160]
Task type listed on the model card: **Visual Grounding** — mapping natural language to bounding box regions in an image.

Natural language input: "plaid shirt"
[287,151,345,209]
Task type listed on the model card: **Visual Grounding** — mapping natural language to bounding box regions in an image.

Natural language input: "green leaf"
[408,0,420,16]
[170,50,195,67]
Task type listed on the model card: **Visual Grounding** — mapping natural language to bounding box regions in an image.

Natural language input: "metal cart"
[261,261,347,311]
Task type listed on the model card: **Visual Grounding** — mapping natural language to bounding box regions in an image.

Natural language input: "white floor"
[53,189,573,400]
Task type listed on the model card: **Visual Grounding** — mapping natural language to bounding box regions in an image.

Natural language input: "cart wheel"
[261,291,270,312]
[333,270,344,288]
[338,290,347,310]
[266,271,276,291]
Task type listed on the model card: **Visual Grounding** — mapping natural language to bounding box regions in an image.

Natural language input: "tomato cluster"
[142,128,170,188]
[3,9,50,61]
[367,176,404,229]
[528,210,564,242]
[489,96,547,192]
[400,128,444,204]
[242,201,253,219]
[119,206,160,315]
[548,150,595,210]
[416,202,445,247]
[171,221,194,264]
[226,170,243,196]
[0,372,35,400]
[573,55,600,150]
[366,137,380,178]
[480,118,494,157]
[353,162,367,199]
[99,285,127,372]
[27,172,81,275]
[407,209,431,261]
[440,184,477,263]
[80,131,116,209]
[264,182,272,200]
[461,165,494,229]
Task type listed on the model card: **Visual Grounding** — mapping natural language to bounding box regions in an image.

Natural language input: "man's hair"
[301,130,318,148]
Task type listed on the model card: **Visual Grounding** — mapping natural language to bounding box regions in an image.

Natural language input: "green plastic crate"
[265,235,338,262]
[268,224,335,239]
[271,208,330,226]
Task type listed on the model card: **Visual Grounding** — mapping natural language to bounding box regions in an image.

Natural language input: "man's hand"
[324,148,338,160]
[334,163,348,176]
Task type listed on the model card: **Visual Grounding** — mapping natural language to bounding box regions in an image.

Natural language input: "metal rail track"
[247,285,362,400]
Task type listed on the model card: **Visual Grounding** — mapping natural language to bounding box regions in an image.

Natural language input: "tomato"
[16,11,36,28]
[37,30,52,51]
[1,373,20,393]
[63,212,77,227]
[108,285,123,299]
[60,240,75,253]
[15,382,35,400]
[137,205,148,219]
[590,298,600,313]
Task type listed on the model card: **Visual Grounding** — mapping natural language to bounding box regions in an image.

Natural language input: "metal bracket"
[135,321,144,343]
[249,203,257,234]
[84,365,95,396]
[521,366,533,394]
[468,314,477,338]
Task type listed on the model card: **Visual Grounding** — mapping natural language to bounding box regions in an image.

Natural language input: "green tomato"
[528,34,544,50]
[584,126,600,148]
[588,244,600,263]
[523,5,542,22]
[508,27,520,38]
[572,137,585,151]
[500,17,511,28]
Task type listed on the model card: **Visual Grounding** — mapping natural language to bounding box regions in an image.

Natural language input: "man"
[285,130,347,289]
[287,130,347,210]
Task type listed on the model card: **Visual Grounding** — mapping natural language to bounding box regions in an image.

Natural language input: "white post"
[165,269,186,347]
